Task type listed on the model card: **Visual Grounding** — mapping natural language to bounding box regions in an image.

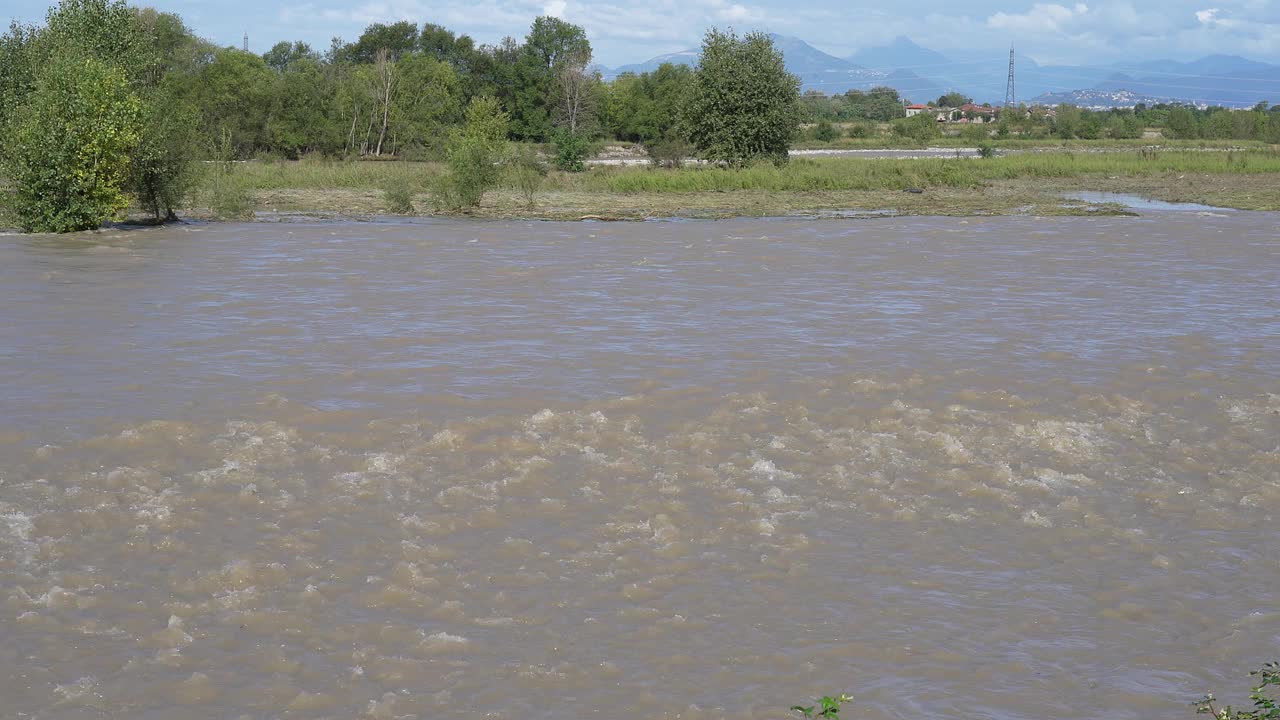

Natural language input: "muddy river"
[1,214,1277,719]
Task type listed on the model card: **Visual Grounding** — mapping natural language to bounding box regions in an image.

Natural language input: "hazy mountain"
[607,50,700,77]
[1030,88,1169,110]
[605,34,948,100]
[847,37,950,72]
[605,37,1280,108]
[1089,56,1280,107]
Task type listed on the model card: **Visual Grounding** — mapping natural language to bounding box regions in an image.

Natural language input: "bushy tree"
[601,63,692,144]
[812,119,839,142]
[3,54,141,231]
[1,0,205,230]
[434,95,509,210]
[391,54,462,156]
[127,86,199,221]
[263,40,316,71]
[891,113,940,142]
[937,91,971,107]
[1165,107,1200,139]
[680,29,801,166]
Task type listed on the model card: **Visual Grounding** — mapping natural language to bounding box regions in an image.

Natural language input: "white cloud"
[1195,6,1242,26]
[543,0,567,18]
[987,3,1091,32]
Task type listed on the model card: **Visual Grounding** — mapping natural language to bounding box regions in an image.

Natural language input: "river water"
[1,215,1277,720]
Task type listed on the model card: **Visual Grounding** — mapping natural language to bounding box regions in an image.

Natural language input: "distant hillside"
[607,50,700,77]
[1029,88,1171,110]
[847,37,950,72]
[605,34,949,102]
[605,38,1280,108]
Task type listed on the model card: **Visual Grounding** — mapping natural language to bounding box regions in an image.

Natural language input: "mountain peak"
[848,37,951,71]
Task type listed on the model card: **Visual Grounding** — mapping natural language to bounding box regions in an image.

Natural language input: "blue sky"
[7,0,1280,68]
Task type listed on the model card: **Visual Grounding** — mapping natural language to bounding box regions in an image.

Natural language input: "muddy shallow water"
[1,215,1278,719]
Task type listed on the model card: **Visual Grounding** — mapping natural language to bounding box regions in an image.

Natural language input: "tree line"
[0,0,803,231]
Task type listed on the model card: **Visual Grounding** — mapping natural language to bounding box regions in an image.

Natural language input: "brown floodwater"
[1,214,1277,720]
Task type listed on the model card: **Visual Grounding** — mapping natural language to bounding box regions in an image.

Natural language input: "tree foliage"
[3,54,141,231]
[680,29,801,166]
[434,96,509,210]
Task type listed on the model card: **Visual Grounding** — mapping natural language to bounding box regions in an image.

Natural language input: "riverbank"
[177,150,1280,222]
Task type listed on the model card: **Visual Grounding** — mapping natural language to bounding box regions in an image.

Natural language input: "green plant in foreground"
[506,145,547,208]
[383,184,414,214]
[551,128,589,172]
[791,693,854,718]
[2,54,141,232]
[433,95,508,211]
[1196,662,1280,719]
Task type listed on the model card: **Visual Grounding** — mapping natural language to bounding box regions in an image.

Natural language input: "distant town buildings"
[906,102,1004,123]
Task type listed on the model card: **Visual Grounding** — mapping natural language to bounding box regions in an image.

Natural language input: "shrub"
[646,135,693,168]
[506,145,547,207]
[433,95,509,211]
[846,122,872,139]
[792,693,854,718]
[977,142,996,158]
[1,54,141,232]
[1196,661,1279,720]
[891,113,940,142]
[551,128,589,172]
[208,128,252,219]
[383,183,414,214]
[812,120,839,142]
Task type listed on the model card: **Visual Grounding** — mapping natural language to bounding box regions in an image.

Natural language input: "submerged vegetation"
[1197,663,1280,720]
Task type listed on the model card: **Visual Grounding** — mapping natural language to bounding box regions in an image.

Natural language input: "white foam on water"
[750,459,796,480]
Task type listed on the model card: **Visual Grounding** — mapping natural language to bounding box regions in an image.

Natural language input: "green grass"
[576,150,1280,194]
[218,158,440,191]
[167,147,1280,221]
[792,135,1276,151]
[214,149,1280,199]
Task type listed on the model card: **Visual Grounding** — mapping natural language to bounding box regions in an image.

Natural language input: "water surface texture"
[2,215,1278,719]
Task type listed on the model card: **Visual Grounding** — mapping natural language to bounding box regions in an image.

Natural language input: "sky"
[6,0,1280,69]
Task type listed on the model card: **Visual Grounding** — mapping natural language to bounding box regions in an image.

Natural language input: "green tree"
[2,54,141,231]
[0,21,38,130]
[127,86,199,221]
[1165,107,1200,139]
[391,54,462,156]
[523,16,590,69]
[263,40,316,71]
[601,63,692,144]
[189,48,274,156]
[937,91,971,107]
[891,112,939,142]
[267,57,342,156]
[1053,104,1081,138]
[434,95,509,210]
[346,21,419,63]
[680,29,801,166]
[1,0,201,228]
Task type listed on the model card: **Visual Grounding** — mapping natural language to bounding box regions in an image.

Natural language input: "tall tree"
[348,21,419,63]
[4,54,141,231]
[680,29,801,166]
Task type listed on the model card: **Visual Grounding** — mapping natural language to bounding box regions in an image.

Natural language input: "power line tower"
[1004,45,1016,107]
[243,32,249,52]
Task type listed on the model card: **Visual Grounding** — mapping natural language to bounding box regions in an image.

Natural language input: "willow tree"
[4,54,141,231]
[680,29,801,166]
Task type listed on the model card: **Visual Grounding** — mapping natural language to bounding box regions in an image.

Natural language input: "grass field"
[182,147,1280,221]
[790,135,1276,151]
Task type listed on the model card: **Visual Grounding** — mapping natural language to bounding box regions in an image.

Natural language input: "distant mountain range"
[603,36,1280,108]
